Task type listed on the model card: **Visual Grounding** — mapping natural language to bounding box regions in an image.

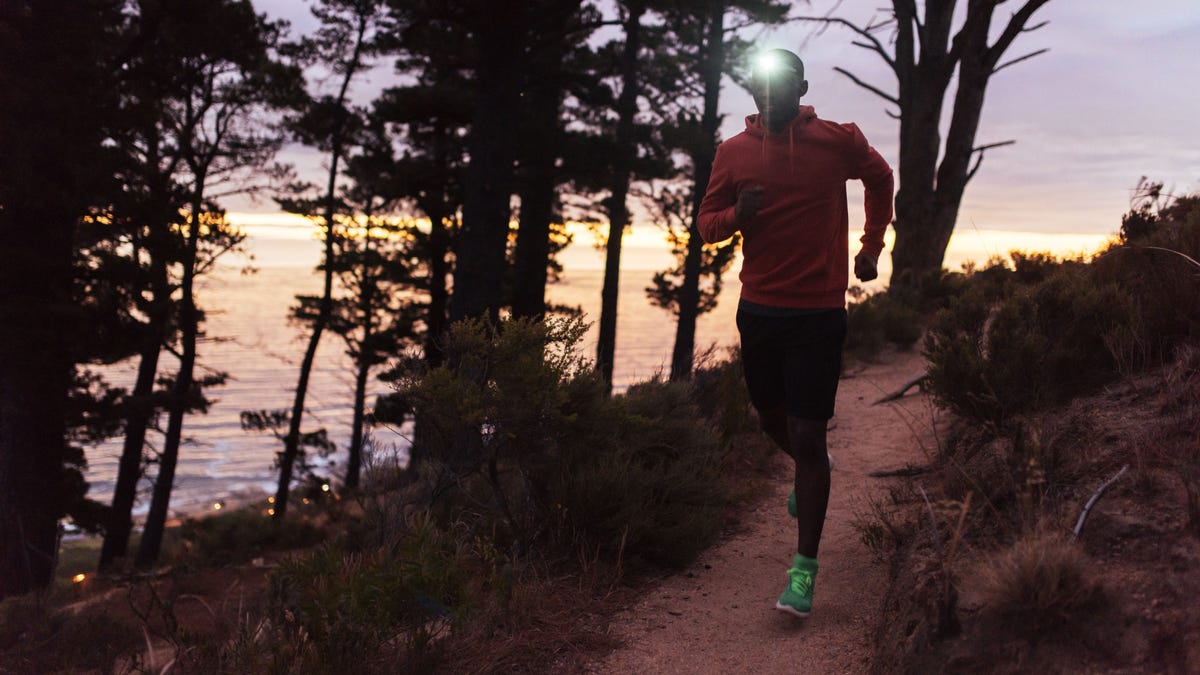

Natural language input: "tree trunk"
[98,295,166,570]
[275,216,334,518]
[597,1,644,388]
[670,2,724,382]
[448,3,523,324]
[511,76,563,319]
[346,347,371,492]
[136,195,203,567]
[345,240,376,492]
[275,112,347,518]
[420,122,454,368]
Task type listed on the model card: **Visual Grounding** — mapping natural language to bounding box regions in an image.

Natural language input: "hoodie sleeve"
[697,141,740,244]
[846,124,894,260]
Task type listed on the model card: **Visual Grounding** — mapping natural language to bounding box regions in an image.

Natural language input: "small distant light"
[267,508,275,516]
[302,498,310,505]
[73,573,86,583]
[268,496,275,504]
[213,502,223,511]
[321,484,330,493]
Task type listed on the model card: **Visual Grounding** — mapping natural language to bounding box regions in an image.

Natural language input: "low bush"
[1092,186,1200,363]
[925,266,1137,427]
[262,511,476,673]
[846,290,923,360]
[0,594,141,672]
[549,377,726,569]
[178,506,325,567]
[972,530,1102,635]
[399,315,730,571]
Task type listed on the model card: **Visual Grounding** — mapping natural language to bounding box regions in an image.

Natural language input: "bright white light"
[755,51,786,76]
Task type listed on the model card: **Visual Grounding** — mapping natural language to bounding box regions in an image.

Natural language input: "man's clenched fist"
[854,251,878,282]
[734,184,764,224]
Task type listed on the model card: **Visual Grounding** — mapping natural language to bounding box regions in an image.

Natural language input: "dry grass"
[972,530,1102,635]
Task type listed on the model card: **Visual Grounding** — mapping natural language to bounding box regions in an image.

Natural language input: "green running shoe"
[775,553,818,618]
[786,453,834,519]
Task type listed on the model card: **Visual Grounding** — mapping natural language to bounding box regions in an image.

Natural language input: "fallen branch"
[873,375,929,405]
[1071,464,1129,542]
[869,464,931,478]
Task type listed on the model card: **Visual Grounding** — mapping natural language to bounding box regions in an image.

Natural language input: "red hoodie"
[697,106,893,309]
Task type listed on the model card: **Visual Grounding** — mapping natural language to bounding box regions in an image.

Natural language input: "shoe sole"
[774,601,810,618]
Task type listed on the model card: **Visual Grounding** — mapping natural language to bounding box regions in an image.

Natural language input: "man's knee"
[787,417,827,462]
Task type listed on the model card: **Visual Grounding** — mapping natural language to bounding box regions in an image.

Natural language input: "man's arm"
[697,143,742,244]
[846,124,894,279]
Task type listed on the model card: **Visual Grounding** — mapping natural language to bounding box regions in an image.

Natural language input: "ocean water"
[84,226,1113,520]
[84,248,744,521]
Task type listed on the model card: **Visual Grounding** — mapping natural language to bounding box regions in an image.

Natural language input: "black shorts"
[736,306,847,421]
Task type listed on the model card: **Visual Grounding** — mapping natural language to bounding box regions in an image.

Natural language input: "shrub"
[1091,187,1200,363]
[690,345,756,449]
[846,291,923,360]
[0,595,141,672]
[266,511,476,672]
[549,377,726,569]
[399,315,729,570]
[925,267,1137,426]
[178,506,325,567]
[973,530,1102,635]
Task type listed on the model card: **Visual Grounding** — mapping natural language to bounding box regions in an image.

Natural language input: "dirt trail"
[587,350,934,675]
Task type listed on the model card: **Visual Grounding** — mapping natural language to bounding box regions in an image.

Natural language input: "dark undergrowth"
[868,184,1200,673]
[0,316,777,674]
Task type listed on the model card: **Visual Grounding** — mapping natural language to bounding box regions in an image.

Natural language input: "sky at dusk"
[238,0,1200,257]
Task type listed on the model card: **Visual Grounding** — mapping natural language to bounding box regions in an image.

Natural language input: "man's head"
[749,49,808,131]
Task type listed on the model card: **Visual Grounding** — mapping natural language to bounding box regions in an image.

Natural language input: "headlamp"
[754,51,797,79]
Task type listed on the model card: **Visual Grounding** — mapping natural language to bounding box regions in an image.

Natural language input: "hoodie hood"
[744,105,818,174]
[744,105,817,137]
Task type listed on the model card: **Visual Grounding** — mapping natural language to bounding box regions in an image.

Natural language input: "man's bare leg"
[756,407,832,557]
[788,417,830,559]
[757,405,791,458]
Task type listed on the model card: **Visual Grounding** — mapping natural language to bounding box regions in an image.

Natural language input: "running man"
[696,48,894,618]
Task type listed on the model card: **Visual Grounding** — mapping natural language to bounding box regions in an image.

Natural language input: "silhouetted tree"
[371,78,469,368]
[509,1,595,319]
[272,0,384,519]
[134,0,302,566]
[799,1,1054,293]
[328,121,423,490]
[595,0,649,386]
[0,0,124,597]
[98,1,215,569]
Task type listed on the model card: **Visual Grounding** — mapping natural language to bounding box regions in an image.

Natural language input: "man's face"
[751,69,803,117]
[749,53,806,121]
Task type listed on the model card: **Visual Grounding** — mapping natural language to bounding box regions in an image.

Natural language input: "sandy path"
[586,350,933,675]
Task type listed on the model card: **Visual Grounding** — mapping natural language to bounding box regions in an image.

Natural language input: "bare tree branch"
[965,140,1016,183]
[993,47,1050,75]
[987,0,1053,69]
[974,140,1017,153]
[833,66,899,104]
[886,108,900,120]
[794,16,897,73]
